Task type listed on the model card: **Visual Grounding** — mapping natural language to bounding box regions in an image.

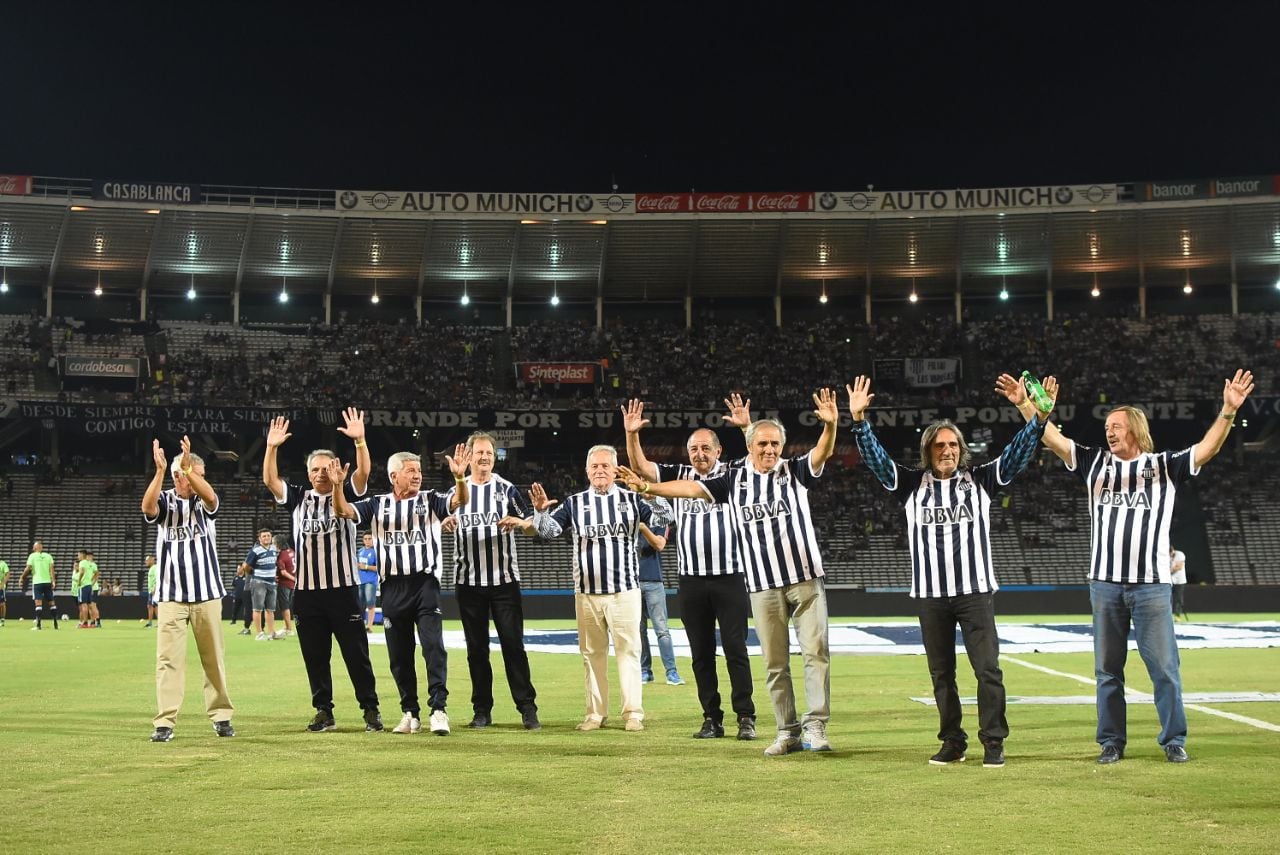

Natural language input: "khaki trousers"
[155,599,234,728]
[750,578,830,734]
[575,588,643,723]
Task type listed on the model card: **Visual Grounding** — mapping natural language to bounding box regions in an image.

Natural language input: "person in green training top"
[77,550,99,628]
[88,551,103,628]
[145,554,159,628]
[19,541,57,630]
[0,558,10,626]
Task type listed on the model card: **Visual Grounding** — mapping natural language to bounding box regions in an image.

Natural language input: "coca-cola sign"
[636,193,690,213]
[750,192,812,212]
[0,175,33,196]
[517,362,598,384]
[635,191,814,214]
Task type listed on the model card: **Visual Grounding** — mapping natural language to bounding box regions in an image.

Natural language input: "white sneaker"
[255,632,268,641]
[764,731,802,757]
[392,712,421,734]
[802,720,832,752]
[429,709,450,735]
[270,630,286,640]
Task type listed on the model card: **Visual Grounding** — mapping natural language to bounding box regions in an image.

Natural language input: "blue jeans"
[1090,581,1186,750]
[639,580,677,677]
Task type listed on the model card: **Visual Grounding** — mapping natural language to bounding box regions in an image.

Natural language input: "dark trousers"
[918,591,1008,747]
[456,581,537,715]
[382,573,448,715]
[678,574,755,723]
[293,586,379,714]
[230,590,251,626]
[1171,584,1187,619]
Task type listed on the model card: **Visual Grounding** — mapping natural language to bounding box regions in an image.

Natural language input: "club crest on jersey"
[1097,489,1150,508]
[919,505,974,525]
[957,480,974,492]
[742,499,790,522]
[1141,466,1156,480]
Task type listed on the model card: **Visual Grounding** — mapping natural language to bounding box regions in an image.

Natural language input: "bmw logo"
[819,192,837,211]
[1054,187,1074,205]
[339,191,358,209]
[575,194,593,213]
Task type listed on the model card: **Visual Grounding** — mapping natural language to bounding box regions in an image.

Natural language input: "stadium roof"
[0,175,1278,311]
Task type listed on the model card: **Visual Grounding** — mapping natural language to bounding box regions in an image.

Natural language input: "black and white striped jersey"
[698,454,825,593]
[1067,441,1198,584]
[450,474,530,586]
[655,459,744,577]
[279,481,365,591]
[533,486,671,595]
[145,489,225,603]
[350,490,453,581]
[853,416,1044,598]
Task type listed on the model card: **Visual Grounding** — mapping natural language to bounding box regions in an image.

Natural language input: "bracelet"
[1220,411,1235,422]
[454,476,466,483]
[354,439,366,448]
[181,466,193,475]
[639,481,650,494]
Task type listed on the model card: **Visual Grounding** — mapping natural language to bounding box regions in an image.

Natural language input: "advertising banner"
[815,184,1120,214]
[0,174,33,195]
[336,190,634,217]
[516,362,598,384]
[92,180,201,204]
[59,356,141,379]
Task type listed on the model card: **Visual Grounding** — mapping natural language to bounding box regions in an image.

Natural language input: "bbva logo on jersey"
[919,505,974,525]
[742,500,791,522]
[583,522,630,538]
[1097,489,1151,508]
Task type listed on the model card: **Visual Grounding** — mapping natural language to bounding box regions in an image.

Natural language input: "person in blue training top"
[636,506,684,686]
[357,532,379,632]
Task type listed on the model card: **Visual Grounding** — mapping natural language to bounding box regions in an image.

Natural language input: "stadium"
[1,168,1277,853]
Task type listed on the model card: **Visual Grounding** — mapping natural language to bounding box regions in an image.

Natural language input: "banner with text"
[903,358,960,388]
[635,192,814,214]
[14,402,309,436]
[1139,176,1277,202]
[59,356,141,379]
[0,174,33,196]
[92,180,201,204]
[516,362,599,384]
[815,184,1120,215]
[336,190,635,218]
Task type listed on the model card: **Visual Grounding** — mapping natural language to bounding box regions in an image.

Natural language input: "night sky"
[5,4,1277,192]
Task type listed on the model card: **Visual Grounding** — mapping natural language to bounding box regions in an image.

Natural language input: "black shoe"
[1097,745,1124,764]
[469,713,492,729]
[307,710,336,733]
[694,717,725,739]
[521,710,542,731]
[929,741,967,765]
[982,741,1005,768]
[149,726,174,743]
[212,720,236,738]
[1164,744,1189,763]
[363,709,384,732]
[736,716,757,741]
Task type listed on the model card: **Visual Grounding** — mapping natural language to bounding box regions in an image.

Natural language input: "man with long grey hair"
[849,375,1050,768]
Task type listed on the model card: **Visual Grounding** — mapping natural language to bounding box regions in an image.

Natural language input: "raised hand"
[266,416,292,448]
[812,387,839,424]
[325,458,350,486]
[994,373,1026,406]
[152,439,167,473]
[337,407,366,440]
[723,392,752,428]
[445,443,471,478]
[1223,369,1255,411]
[529,482,558,512]
[621,399,650,434]
[179,435,194,471]
[846,376,874,420]
[614,464,647,491]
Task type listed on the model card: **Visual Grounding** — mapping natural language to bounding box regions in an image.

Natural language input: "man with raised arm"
[622,394,756,740]
[501,445,672,733]
[330,444,470,737]
[263,409,382,734]
[996,369,1254,765]
[616,389,840,757]
[141,436,234,742]
[848,374,1050,768]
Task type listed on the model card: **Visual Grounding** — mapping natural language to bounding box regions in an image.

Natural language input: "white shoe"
[802,720,832,752]
[392,712,421,734]
[255,632,268,641]
[429,709,450,735]
[270,630,286,640]
[764,731,802,757]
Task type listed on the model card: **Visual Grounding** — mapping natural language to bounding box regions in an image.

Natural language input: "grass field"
[2,615,1277,854]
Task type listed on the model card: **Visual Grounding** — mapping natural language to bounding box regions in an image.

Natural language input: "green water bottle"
[1021,371,1054,414]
